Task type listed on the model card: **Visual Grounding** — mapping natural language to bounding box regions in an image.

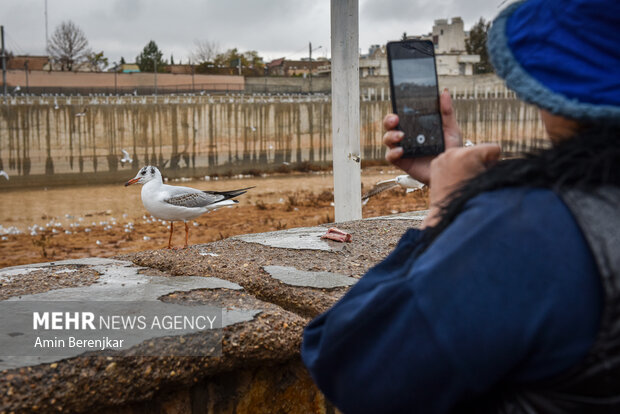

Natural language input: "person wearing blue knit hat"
[302,0,620,412]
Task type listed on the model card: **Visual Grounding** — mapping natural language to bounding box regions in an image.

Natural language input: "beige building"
[410,17,480,76]
[358,17,480,78]
[435,53,480,76]
[432,17,466,52]
[359,45,388,78]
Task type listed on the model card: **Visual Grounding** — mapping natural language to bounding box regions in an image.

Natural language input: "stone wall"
[245,73,507,96]
[5,70,505,96]
[5,70,244,95]
[0,91,545,187]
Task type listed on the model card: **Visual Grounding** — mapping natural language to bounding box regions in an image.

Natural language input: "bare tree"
[47,20,90,71]
[191,40,220,63]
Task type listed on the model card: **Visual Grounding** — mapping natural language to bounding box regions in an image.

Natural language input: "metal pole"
[1,26,6,96]
[114,65,117,95]
[45,0,49,49]
[154,56,158,95]
[330,0,361,222]
[309,41,312,94]
[191,61,195,92]
[25,61,29,93]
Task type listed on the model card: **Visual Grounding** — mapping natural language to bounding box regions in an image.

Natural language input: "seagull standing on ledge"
[125,166,252,249]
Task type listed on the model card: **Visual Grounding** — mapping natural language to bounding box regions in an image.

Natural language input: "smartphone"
[387,40,444,157]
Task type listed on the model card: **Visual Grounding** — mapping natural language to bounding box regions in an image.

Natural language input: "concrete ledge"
[0,212,425,413]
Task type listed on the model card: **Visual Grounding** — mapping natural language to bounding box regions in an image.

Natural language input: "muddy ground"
[0,167,429,268]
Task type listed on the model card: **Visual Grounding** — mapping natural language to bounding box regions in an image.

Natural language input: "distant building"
[119,64,140,73]
[359,45,388,78]
[304,45,388,78]
[7,55,51,71]
[7,55,90,72]
[321,17,480,79]
[164,64,194,75]
[266,58,285,75]
[266,58,326,77]
[435,54,480,76]
[432,17,466,53]
[42,58,112,72]
[409,17,480,76]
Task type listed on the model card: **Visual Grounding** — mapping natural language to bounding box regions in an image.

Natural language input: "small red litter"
[321,227,352,243]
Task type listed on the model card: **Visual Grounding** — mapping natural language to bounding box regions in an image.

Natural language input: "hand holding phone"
[384,90,462,184]
[387,40,444,157]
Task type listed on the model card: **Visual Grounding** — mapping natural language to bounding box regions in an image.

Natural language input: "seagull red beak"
[124,178,140,186]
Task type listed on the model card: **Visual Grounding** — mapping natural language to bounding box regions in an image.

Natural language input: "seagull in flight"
[362,174,424,204]
[120,149,133,166]
[0,170,9,180]
[125,166,253,249]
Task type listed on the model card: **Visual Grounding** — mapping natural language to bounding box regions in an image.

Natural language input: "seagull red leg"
[167,222,174,249]
[184,222,189,248]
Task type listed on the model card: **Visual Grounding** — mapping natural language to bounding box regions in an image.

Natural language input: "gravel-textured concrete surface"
[0,265,100,301]
[0,288,307,413]
[0,213,424,413]
[125,217,420,317]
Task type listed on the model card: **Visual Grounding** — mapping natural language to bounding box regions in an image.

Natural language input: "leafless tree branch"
[191,40,221,64]
[47,20,90,71]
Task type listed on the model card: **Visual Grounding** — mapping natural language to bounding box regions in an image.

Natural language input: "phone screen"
[387,40,444,157]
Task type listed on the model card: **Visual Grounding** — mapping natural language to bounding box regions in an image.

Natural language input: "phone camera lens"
[416,134,426,144]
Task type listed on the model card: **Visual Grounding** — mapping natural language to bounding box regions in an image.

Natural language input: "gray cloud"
[1,0,507,65]
[112,0,143,21]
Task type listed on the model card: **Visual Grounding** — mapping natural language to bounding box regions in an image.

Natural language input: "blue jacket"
[301,188,603,413]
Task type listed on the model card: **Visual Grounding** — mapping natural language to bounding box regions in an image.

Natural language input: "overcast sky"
[1,0,511,65]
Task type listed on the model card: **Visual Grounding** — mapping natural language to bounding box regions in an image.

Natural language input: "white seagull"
[125,166,252,249]
[0,170,9,180]
[120,149,133,166]
[362,174,424,204]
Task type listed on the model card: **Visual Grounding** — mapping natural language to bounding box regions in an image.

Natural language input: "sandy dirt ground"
[0,166,429,268]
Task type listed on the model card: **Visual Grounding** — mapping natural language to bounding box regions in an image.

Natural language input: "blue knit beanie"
[487,0,620,124]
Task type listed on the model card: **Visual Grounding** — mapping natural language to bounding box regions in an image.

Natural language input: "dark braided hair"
[416,124,620,255]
